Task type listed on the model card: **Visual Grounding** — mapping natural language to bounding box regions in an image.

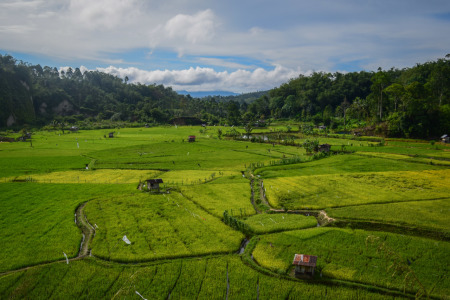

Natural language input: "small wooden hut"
[109,132,115,138]
[293,254,317,277]
[441,134,449,143]
[318,144,331,153]
[146,179,163,192]
[188,135,196,142]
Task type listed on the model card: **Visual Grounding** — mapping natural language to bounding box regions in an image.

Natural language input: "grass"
[84,192,244,262]
[263,169,450,209]
[252,227,449,298]
[5,169,164,184]
[0,126,449,298]
[0,256,408,299]
[255,153,446,178]
[242,213,318,234]
[0,183,126,272]
[326,198,450,233]
[180,175,255,218]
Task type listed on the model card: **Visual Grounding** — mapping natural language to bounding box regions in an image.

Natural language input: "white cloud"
[0,0,449,89]
[68,0,142,30]
[96,65,300,93]
[164,9,216,44]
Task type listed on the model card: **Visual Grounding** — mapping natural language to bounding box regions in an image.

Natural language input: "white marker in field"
[63,252,69,264]
[135,291,147,300]
[122,235,131,245]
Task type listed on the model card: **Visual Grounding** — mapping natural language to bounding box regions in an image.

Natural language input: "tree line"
[1,54,449,138]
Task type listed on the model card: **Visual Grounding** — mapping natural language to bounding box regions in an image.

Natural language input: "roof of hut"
[292,254,317,267]
[146,179,163,184]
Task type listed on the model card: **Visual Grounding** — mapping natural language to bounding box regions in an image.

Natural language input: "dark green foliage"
[1,54,449,138]
[223,210,252,235]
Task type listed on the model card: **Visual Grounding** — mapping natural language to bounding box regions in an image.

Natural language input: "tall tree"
[371,68,391,120]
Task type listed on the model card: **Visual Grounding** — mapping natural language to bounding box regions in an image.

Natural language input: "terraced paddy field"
[252,228,449,298]
[1,126,449,299]
[263,169,450,209]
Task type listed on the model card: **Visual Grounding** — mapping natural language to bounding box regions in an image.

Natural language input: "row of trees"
[1,54,449,138]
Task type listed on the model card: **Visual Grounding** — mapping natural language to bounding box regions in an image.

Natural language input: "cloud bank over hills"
[1,0,449,93]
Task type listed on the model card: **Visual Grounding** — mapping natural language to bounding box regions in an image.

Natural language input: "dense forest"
[0,54,449,138]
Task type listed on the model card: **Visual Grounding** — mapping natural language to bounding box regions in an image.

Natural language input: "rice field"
[252,227,449,298]
[5,169,165,184]
[0,256,407,299]
[264,169,450,209]
[242,213,318,234]
[325,198,450,233]
[1,126,449,299]
[180,176,255,218]
[84,192,244,262]
[0,183,127,272]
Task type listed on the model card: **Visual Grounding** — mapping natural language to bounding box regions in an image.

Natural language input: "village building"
[188,135,196,142]
[441,134,449,143]
[318,143,331,153]
[145,179,163,192]
[69,126,79,132]
[293,254,317,277]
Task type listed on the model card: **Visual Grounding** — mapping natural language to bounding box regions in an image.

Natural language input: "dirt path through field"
[75,202,95,257]
[0,202,95,277]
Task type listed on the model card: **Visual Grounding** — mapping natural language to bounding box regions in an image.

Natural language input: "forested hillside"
[1,54,449,138]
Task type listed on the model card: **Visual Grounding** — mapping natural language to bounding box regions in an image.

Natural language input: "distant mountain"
[177,90,239,98]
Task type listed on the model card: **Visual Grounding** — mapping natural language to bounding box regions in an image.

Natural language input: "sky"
[1,0,449,93]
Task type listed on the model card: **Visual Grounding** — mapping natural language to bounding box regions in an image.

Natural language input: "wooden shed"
[293,254,317,277]
[146,179,163,192]
[188,135,196,142]
[109,132,115,138]
[318,144,331,153]
[442,134,449,143]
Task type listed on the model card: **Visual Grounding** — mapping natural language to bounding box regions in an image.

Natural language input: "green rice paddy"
[0,126,449,299]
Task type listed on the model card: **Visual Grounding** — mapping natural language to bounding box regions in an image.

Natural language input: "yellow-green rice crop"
[326,198,450,233]
[357,151,450,166]
[160,169,239,185]
[6,169,164,184]
[180,176,255,218]
[252,227,449,298]
[0,255,400,299]
[0,183,127,272]
[264,169,450,209]
[242,213,317,234]
[84,192,244,262]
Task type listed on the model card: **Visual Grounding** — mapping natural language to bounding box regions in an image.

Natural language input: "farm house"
[293,254,317,277]
[318,144,331,153]
[188,135,196,142]
[146,179,163,192]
